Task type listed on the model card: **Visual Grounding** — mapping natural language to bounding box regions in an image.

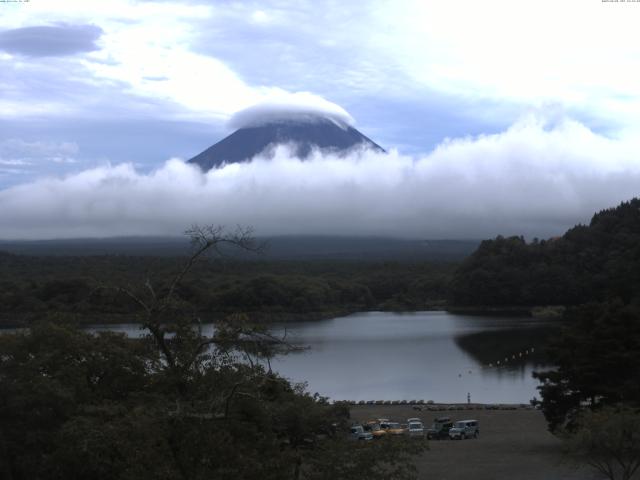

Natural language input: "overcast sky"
[1,0,640,239]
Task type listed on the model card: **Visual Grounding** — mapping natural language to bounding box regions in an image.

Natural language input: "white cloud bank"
[1,115,639,240]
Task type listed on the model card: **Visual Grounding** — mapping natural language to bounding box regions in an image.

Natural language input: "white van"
[407,421,425,438]
[448,420,479,439]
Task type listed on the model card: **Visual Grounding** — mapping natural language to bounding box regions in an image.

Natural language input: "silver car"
[448,420,479,440]
[407,421,425,438]
[350,425,374,441]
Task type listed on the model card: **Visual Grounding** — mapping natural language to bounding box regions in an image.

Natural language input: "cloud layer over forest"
[1,115,639,240]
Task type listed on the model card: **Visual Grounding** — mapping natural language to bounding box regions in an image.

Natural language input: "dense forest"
[5,198,640,327]
[0,253,454,327]
[450,198,640,307]
[4,199,640,326]
[0,228,424,479]
[434,199,640,442]
[469,199,640,444]
[2,201,640,477]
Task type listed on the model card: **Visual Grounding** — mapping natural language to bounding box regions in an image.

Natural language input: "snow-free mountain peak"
[188,101,384,171]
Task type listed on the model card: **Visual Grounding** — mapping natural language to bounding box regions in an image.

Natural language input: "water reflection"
[454,325,553,368]
[268,311,557,403]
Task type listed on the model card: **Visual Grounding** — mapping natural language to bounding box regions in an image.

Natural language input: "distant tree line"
[0,255,454,326]
[450,198,640,307]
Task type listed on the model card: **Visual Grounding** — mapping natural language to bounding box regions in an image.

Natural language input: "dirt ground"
[350,405,600,480]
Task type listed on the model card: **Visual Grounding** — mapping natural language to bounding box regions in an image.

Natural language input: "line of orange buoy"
[485,347,536,368]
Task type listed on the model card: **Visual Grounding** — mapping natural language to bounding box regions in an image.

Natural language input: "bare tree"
[112,225,258,368]
[97,225,296,408]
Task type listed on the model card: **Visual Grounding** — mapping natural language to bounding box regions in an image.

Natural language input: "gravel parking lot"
[350,405,600,480]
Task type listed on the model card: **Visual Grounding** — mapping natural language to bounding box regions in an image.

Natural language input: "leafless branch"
[144,277,157,301]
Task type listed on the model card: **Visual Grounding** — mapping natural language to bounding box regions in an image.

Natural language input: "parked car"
[407,417,422,423]
[448,420,479,440]
[381,422,405,435]
[407,421,425,438]
[350,425,374,441]
[434,416,451,423]
[364,422,387,439]
[426,416,453,440]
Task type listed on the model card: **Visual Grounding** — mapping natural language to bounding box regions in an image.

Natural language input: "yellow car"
[380,421,406,436]
[364,421,387,438]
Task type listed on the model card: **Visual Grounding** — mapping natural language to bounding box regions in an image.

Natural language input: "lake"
[88,311,556,404]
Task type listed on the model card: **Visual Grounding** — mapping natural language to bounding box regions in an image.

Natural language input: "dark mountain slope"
[188,118,385,171]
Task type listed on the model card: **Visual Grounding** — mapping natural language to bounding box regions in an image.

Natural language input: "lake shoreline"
[0,304,565,329]
[446,305,565,319]
[0,309,358,328]
[2,311,553,403]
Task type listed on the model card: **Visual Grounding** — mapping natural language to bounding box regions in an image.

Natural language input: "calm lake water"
[88,311,556,404]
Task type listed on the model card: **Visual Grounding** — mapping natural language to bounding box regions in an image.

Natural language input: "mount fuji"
[188,107,385,171]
